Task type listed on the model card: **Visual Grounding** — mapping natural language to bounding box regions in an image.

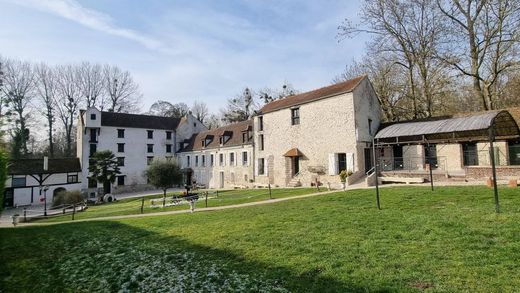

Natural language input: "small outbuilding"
[3,158,82,208]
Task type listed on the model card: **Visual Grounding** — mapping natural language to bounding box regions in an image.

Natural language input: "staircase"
[287,177,302,187]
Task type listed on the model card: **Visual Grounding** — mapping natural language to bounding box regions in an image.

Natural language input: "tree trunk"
[163,189,166,207]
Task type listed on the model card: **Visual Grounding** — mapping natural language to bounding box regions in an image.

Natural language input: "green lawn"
[37,188,322,223]
[1,186,520,292]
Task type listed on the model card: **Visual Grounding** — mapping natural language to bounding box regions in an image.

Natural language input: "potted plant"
[339,170,353,190]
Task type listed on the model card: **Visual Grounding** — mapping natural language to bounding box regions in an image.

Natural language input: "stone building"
[77,107,206,198]
[177,120,254,189]
[253,75,381,188]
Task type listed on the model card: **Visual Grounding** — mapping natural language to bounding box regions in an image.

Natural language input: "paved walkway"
[3,189,341,227]
[1,180,497,228]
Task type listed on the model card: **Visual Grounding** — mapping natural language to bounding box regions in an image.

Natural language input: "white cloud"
[7,0,164,51]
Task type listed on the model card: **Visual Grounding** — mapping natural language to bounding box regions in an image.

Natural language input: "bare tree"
[103,65,141,113]
[55,64,82,157]
[437,0,520,110]
[35,63,58,157]
[339,0,450,118]
[205,113,224,129]
[258,82,298,104]
[221,87,258,124]
[191,100,209,123]
[78,62,104,108]
[148,100,189,118]
[1,58,35,157]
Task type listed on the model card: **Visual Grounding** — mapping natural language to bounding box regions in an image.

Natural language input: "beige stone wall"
[476,141,509,166]
[402,145,425,170]
[437,144,463,171]
[178,144,254,189]
[254,78,380,187]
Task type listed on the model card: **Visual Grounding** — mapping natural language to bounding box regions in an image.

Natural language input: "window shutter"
[265,158,269,176]
[254,159,259,176]
[328,153,336,175]
[347,153,354,172]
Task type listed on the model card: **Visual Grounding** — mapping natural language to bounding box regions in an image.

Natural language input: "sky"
[0,0,368,113]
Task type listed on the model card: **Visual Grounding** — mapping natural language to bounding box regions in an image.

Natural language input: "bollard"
[72,204,76,220]
[12,214,19,227]
[189,200,195,213]
[23,208,27,222]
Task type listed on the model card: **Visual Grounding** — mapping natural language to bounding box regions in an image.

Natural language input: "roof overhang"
[284,148,304,157]
[374,110,520,145]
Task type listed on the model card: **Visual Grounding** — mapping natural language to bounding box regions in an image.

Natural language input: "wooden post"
[141,197,145,214]
[216,190,219,198]
[205,192,208,207]
[428,161,434,191]
[268,183,272,199]
[372,138,381,210]
[23,208,27,222]
[72,203,76,220]
[489,127,500,213]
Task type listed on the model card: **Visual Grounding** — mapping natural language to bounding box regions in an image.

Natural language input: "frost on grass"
[56,238,288,292]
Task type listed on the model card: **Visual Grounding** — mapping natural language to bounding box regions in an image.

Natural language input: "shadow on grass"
[0,220,395,293]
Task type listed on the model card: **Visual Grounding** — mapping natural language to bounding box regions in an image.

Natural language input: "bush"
[52,190,83,207]
[339,170,354,183]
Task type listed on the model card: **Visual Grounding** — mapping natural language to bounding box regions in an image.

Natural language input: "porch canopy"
[283,148,304,157]
[375,110,520,145]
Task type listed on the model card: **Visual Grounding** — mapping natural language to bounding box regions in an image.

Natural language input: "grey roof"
[101,111,181,130]
[376,111,519,140]
[8,158,81,175]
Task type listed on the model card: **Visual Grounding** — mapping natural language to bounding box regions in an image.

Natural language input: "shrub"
[339,170,354,183]
[52,190,83,207]
[0,151,7,212]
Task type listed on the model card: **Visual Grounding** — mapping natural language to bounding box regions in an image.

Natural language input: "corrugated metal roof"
[375,111,511,139]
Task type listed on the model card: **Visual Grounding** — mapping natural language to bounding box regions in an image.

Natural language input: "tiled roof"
[179,120,253,152]
[8,158,81,175]
[259,75,366,114]
[101,111,181,130]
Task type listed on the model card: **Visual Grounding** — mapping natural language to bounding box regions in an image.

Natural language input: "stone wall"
[466,166,520,179]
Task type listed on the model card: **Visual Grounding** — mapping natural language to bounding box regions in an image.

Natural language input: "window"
[202,155,206,167]
[219,136,224,145]
[89,128,97,142]
[463,143,479,166]
[259,135,264,150]
[117,143,125,153]
[210,154,214,166]
[195,155,199,167]
[147,156,154,165]
[147,130,153,139]
[67,174,78,183]
[89,144,97,156]
[186,155,191,167]
[117,176,125,186]
[230,152,235,166]
[90,113,96,120]
[147,144,154,153]
[166,144,172,153]
[368,119,373,135]
[509,140,520,165]
[117,157,125,167]
[12,177,26,187]
[291,108,300,125]
[88,177,97,188]
[166,131,172,140]
[337,153,347,174]
[258,158,265,175]
[117,129,125,138]
[258,116,264,131]
[219,153,224,166]
[242,132,247,143]
[242,151,248,166]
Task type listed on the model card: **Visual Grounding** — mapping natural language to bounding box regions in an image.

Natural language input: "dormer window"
[90,113,96,120]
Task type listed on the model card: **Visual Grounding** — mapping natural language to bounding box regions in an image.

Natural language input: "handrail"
[366,167,375,176]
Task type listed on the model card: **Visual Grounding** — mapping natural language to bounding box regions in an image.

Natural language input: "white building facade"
[77,108,206,198]
[3,158,82,207]
[177,120,254,189]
